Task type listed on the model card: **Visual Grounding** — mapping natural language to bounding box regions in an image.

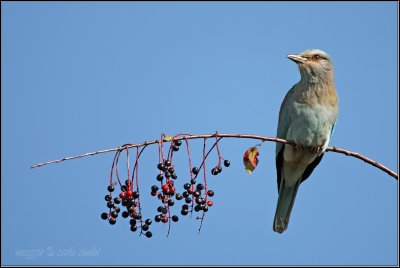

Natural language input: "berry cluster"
[101,133,230,237]
[101,180,153,238]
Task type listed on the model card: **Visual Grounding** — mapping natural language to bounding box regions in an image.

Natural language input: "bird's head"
[287,49,334,84]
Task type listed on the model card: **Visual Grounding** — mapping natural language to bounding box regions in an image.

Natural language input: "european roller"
[274,49,339,233]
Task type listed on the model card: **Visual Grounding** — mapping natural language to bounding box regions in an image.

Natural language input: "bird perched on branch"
[274,49,339,233]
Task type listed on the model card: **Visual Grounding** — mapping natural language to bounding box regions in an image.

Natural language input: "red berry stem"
[184,136,194,180]
[215,131,222,168]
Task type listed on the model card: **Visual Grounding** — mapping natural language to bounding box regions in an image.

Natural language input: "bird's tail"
[273,178,301,233]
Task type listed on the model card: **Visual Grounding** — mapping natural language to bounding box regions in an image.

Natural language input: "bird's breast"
[286,102,337,148]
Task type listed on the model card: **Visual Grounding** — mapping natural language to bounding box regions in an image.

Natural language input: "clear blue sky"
[2,2,398,265]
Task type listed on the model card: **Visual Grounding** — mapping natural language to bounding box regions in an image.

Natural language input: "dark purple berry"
[157,163,165,170]
[172,145,179,151]
[111,211,118,218]
[114,197,121,204]
[151,185,159,192]
[105,195,112,201]
[182,191,189,198]
[174,140,182,146]
[207,190,214,197]
[133,191,140,199]
[101,212,108,220]
[211,168,218,175]
[193,190,201,197]
[145,231,152,238]
[130,219,136,226]
[109,218,116,225]
[145,219,152,225]
[190,178,196,185]
[194,205,201,212]
[175,193,183,200]
[156,174,164,181]
[107,185,115,192]
[164,160,171,167]
[114,207,120,213]
[172,215,179,222]
[182,204,189,210]
[142,224,149,231]
[130,225,137,232]
[155,215,161,222]
[192,167,199,175]
[107,201,114,208]
[171,173,178,179]
[183,183,191,190]
[185,197,192,204]
[181,209,189,215]
[167,199,175,206]
[224,160,230,167]
[122,211,129,218]
[196,183,204,190]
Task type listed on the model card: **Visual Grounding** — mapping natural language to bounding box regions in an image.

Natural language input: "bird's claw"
[292,143,304,151]
[309,146,323,153]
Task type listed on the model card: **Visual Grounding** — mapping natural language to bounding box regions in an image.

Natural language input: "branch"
[30,133,398,180]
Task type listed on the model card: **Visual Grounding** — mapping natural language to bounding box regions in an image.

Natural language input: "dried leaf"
[163,135,173,142]
[243,147,259,174]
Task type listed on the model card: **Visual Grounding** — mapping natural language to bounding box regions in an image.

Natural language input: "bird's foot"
[292,143,304,151]
[309,146,323,153]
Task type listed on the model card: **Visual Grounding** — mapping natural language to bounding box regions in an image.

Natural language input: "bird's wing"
[276,85,295,155]
[275,85,295,191]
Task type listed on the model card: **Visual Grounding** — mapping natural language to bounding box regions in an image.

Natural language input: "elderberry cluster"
[100,180,153,238]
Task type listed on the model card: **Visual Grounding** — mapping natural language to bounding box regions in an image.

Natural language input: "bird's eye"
[312,54,321,60]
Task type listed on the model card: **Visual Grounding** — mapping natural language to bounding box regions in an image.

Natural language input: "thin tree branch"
[30,133,398,180]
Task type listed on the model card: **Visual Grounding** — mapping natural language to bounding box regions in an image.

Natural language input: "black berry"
[164,160,171,167]
[109,218,116,225]
[174,140,182,146]
[183,183,191,190]
[105,195,112,201]
[151,185,159,192]
[145,219,152,225]
[172,215,179,222]
[122,211,129,218]
[224,160,230,167]
[196,183,204,190]
[207,190,214,197]
[156,174,164,181]
[111,211,118,218]
[130,225,137,232]
[157,163,165,170]
[142,224,149,231]
[173,145,179,151]
[167,199,175,206]
[107,185,115,192]
[192,167,199,175]
[114,197,121,204]
[101,212,108,220]
[145,231,152,238]
[107,201,114,208]
[175,193,183,200]
[181,209,189,215]
[130,219,137,226]
[155,215,161,222]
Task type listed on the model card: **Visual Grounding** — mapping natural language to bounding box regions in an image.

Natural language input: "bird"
[273,49,339,233]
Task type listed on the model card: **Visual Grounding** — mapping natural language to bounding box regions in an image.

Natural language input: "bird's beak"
[287,54,307,64]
